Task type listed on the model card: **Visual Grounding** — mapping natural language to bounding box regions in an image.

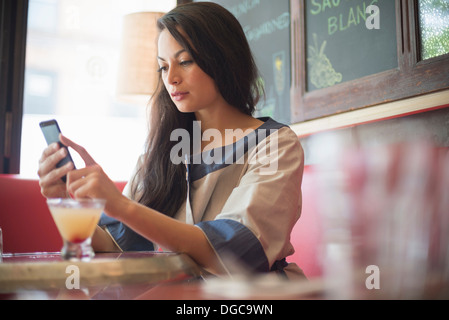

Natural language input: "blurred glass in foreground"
[312,132,449,299]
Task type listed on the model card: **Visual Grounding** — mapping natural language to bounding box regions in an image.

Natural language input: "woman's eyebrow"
[157,49,187,61]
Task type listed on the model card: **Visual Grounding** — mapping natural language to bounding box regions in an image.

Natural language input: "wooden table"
[0,251,203,300]
[0,251,329,300]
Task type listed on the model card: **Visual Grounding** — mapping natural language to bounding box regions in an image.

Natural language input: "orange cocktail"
[47,198,106,261]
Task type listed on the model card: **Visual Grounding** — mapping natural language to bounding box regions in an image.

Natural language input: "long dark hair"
[130,2,263,217]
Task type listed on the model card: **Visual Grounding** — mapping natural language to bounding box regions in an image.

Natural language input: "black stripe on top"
[188,117,286,182]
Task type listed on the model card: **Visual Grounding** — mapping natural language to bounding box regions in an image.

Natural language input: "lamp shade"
[116,12,164,104]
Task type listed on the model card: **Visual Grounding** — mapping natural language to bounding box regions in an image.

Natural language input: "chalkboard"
[201,0,292,124]
[305,0,398,91]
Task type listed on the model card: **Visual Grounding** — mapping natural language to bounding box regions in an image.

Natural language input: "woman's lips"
[171,91,189,102]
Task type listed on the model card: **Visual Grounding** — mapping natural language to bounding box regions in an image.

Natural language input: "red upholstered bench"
[288,165,323,278]
[0,174,126,253]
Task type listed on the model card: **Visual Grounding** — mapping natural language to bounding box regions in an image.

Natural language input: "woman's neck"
[194,104,264,152]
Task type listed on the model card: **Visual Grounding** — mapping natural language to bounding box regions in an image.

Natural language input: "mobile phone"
[39,119,76,182]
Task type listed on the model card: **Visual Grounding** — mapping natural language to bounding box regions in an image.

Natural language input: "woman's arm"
[55,134,223,274]
[112,197,225,274]
[91,226,121,252]
[66,164,224,274]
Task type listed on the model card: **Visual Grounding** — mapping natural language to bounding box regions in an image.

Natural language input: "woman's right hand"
[38,141,74,198]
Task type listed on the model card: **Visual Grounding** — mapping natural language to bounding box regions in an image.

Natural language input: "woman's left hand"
[66,165,123,209]
[61,134,128,216]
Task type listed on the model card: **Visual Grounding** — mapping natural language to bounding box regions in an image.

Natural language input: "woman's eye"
[180,60,193,67]
[157,66,167,73]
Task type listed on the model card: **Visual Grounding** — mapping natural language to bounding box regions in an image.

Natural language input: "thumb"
[59,134,97,167]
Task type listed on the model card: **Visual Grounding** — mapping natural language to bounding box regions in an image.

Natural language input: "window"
[21,0,177,180]
[290,0,449,123]
[27,0,58,33]
[418,0,449,60]
[24,69,57,114]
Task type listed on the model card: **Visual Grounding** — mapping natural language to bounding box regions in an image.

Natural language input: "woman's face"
[157,29,225,114]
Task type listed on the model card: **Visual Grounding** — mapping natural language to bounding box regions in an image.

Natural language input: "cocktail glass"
[47,198,106,261]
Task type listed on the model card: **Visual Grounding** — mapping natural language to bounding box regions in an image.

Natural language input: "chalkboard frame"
[291,0,449,124]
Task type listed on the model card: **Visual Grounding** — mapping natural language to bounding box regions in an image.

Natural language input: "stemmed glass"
[47,198,106,261]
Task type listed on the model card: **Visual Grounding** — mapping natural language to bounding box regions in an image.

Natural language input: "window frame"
[290,0,449,123]
[0,0,28,174]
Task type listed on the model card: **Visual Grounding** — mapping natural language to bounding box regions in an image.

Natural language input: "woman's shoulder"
[248,117,304,167]
[256,117,302,148]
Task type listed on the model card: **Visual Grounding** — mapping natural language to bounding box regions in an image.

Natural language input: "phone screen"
[39,119,76,180]
[40,120,63,146]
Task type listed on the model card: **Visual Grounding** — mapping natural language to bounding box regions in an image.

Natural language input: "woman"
[38,2,305,279]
